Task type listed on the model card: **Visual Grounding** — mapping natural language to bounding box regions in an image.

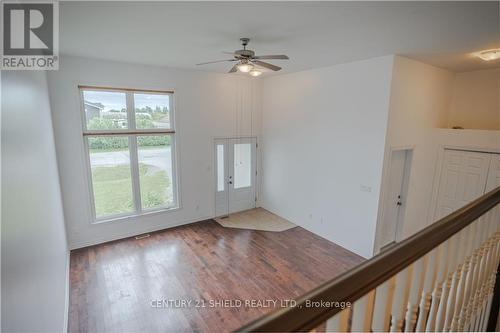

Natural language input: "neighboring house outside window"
[84,101,104,120]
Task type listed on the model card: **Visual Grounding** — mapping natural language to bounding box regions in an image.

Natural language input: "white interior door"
[215,138,256,217]
[434,150,491,220]
[380,149,412,248]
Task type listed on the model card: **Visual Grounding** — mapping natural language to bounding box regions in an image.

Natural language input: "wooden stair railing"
[237,186,500,332]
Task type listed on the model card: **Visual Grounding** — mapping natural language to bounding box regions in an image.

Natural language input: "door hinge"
[255,196,257,202]
[256,143,258,148]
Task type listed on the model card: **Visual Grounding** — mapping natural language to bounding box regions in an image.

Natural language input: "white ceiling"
[60,1,500,74]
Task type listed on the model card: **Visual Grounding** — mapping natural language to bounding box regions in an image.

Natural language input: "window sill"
[91,205,181,225]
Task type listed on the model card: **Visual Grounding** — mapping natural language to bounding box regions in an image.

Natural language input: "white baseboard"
[69,215,213,250]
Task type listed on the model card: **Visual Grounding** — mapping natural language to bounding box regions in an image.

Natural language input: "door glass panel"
[137,135,174,210]
[83,90,128,130]
[217,144,224,192]
[88,136,134,218]
[134,93,171,129]
[234,143,251,189]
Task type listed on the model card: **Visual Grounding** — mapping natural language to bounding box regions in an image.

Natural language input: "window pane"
[88,137,134,218]
[234,143,251,189]
[134,93,171,129]
[217,144,224,192]
[137,135,174,210]
[83,90,128,130]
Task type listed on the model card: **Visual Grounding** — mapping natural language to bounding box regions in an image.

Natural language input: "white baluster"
[443,227,468,331]
[404,258,424,332]
[351,291,374,332]
[415,250,438,332]
[426,242,449,332]
[470,217,489,331]
[475,214,493,331]
[463,218,484,331]
[478,213,499,331]
[390,267,411,332]
[326,308,351,332]
[451,223,476,331]
[372,279,394,332]
[435,233,459,331]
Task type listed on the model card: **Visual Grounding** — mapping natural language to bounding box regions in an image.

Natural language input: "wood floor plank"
[69,219,364,333]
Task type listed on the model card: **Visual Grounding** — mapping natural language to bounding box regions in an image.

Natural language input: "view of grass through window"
[83,89,175,219]
[89,137,134,217]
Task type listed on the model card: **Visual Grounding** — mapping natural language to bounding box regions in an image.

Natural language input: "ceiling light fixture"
[237,61,254,73]
[249,69,262,77]
[475,49,500,61]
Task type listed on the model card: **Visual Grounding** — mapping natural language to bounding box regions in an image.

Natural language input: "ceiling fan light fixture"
[197,38,289,74]
[237,62,253,73]
[249,69,262,77]
[475,49,500,61]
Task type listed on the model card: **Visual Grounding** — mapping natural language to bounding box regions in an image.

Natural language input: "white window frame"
[79,85,179,223]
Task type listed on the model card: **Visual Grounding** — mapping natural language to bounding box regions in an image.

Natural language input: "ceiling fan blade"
[252,60,282,71]
[253,55,289,60]
[196,59,237,66]
[228,64,238,73]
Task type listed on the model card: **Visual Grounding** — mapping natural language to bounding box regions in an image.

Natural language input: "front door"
[215,138,257,217]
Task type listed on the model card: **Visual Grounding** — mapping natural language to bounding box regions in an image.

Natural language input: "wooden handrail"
[237,186,500,332]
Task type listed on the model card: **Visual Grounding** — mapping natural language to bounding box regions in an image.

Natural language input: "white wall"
[260,56,395,258]
[375,57,500,251]
[375,56,455,251]
[1,71,69,332]
[47,56,261,249]
[448,68,500,130]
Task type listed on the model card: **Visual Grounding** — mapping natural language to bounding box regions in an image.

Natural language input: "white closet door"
[485,154,500,192]
[434,150,491,220]
[484,154,500,224]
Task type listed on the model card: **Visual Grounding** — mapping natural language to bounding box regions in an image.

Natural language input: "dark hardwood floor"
[69,219,364,333]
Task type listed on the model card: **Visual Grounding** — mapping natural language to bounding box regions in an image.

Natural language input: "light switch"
[360,185,372,193]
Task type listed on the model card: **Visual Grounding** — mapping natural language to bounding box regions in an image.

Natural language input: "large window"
[80,86,178,221]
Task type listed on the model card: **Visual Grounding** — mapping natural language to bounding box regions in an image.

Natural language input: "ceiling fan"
[196,38,289,76]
